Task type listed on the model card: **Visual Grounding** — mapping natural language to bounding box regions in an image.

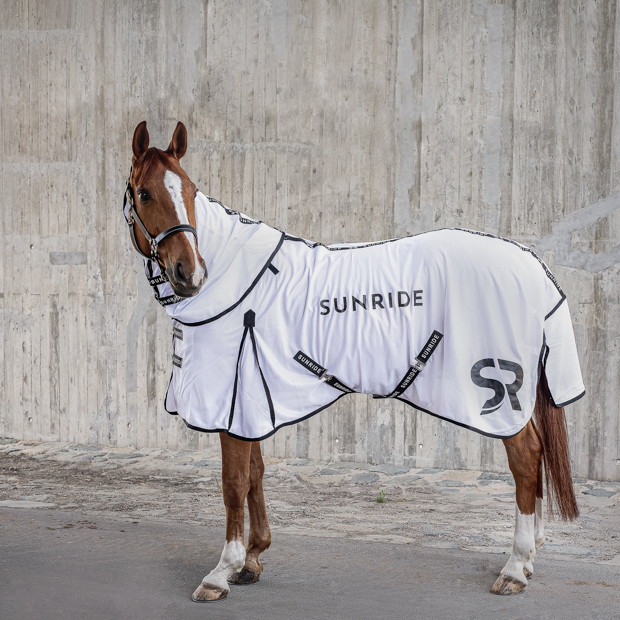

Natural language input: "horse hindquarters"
[492,368,578,595]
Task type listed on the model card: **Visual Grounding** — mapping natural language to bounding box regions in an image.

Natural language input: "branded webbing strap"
[171,324,184,368]
[293,351,356,394]
[293,330,443,397]
[374,330,443,399]
[146,262,186,307]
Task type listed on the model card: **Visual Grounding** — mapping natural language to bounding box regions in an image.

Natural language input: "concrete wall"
[1,0,619,480]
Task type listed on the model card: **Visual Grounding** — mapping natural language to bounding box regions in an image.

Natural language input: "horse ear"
[132,121,149,158]
[167,121,188,160]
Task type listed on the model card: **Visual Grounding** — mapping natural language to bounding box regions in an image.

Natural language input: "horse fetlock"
[229,551,264,585]
[228,567,261,586]
[523,561,534,579]
[245,554,264,574]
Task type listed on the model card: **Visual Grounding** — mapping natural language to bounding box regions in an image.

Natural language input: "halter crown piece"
[123,166,198,280]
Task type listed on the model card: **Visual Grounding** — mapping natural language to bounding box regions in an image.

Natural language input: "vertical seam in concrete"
[394,0,419,235]
[271,0,287,56]
[609,2,620,191]
[482,4,504,206]
[126,259,154,394]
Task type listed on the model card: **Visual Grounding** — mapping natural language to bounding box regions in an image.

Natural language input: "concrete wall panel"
[1,0,618,480]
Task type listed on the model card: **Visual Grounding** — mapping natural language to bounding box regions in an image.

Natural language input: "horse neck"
[194,190,279,281]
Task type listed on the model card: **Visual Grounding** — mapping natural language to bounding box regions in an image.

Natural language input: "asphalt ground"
[1,440,619,619]
[1,506,620,620]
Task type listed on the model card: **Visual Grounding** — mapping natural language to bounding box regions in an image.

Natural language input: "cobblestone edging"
[1,438,619,565]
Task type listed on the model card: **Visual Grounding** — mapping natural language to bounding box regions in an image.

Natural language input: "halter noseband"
[123,167,198,280]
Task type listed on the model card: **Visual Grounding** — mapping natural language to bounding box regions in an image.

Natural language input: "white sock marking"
[201,540,246,591]
[500,504,536,585]
[163,170,203,286]
[534,496,545,549]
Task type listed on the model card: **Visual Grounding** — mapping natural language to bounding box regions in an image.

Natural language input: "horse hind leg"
[523,463,544,579]
[192,433,251,602]
[229,441,272,585]
[492,420,542,595]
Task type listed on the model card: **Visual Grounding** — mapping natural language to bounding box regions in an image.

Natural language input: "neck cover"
[141,191,585,441]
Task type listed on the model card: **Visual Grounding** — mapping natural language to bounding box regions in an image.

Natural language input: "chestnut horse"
[124,121,579,602]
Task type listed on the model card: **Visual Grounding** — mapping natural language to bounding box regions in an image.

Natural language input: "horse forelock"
[133,148,177,187]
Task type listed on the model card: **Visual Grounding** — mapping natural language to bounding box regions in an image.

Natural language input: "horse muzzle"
[168,259,207,298]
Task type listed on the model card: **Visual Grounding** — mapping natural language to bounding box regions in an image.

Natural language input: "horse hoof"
[491,574,527,595]
[228,568,260,585]
[191,583,228,602]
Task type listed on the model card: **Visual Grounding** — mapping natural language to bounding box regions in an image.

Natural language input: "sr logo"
[470,359,524,415]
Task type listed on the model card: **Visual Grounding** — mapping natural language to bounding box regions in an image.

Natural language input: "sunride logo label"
[471,358,524,415]
[319,290,423,315]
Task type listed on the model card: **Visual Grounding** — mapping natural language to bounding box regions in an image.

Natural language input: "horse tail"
[533,368,579,521]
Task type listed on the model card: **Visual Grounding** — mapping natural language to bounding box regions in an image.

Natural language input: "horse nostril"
[174,261,188,284]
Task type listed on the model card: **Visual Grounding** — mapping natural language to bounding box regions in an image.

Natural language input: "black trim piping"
[164,370,175,414]
[554,390,586,408]
[228,326,249,429]
[283,233,403,252]
[227,311,276,431]
[451,228,565,296]
[176,393,349,443]
[544,296,566,320]
[249,327,276,425]
[393,397,529,440]
[173,232,285,327]
[165,390,531,442]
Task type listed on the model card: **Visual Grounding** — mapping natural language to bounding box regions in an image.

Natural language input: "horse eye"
[137,190,150,201]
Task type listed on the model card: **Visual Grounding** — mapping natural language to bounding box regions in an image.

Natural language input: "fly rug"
[124,121,586,601]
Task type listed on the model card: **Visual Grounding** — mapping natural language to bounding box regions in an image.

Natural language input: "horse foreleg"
[491,420,542,595]
[192,433,251,602]
[229,440,271,585]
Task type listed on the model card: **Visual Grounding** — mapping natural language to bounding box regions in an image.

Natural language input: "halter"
[123,167,198,280]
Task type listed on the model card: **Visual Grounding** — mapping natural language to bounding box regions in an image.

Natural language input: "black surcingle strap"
[374,330,443,399]
[293,350,357,394]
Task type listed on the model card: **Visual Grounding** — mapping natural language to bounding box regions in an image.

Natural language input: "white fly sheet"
[143,191,585,441]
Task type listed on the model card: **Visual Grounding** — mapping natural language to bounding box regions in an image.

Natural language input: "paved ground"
[1,439,619,619]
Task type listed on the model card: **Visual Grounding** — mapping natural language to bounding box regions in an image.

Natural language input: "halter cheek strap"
[123,168,198,279]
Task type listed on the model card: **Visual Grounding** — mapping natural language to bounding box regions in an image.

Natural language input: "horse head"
[127,121,207,297]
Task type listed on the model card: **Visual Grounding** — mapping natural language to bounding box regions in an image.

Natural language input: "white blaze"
[163,170,203,286]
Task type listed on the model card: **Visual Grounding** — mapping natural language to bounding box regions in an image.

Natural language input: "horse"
[123,120,583,602]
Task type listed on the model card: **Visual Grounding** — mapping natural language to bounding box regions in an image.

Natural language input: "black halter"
[123,168,198,280]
